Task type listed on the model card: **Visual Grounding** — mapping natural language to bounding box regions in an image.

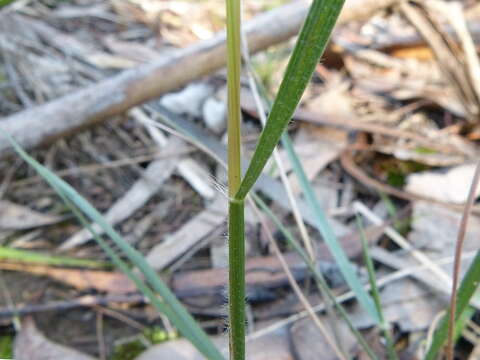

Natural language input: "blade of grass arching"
[241,34,345,348]
[281,133,379,323]
[252,193,378,360]
[235,0,345,200]
[425,250,480,360]
[446,160,480,360]
[55,195,224,359]
[356,216,398,360]
[146,111,376,358]
[0,247,108,269]
[241,34,317,265]
[226,0,245,357]
[6,136,225,360]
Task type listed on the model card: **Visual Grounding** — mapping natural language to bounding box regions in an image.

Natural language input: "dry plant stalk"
[446,161,480,360]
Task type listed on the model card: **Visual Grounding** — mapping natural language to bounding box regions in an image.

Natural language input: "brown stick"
[0,0,399,158]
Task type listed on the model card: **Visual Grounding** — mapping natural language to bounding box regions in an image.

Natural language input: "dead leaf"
[135,328,292,360]
[290,316,356,360]
[0,263,136,294]
[406,164,480,204]
[14,317,96,360]
[0,201,62,230]
[380,279,444,332]
[348,278,444,332]
[409,200,480,256]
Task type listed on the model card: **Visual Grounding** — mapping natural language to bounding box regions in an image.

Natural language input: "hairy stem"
[226,0,244,358]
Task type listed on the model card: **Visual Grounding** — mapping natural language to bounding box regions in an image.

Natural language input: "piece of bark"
[0,1,308,157]
[0,294,145,318]
[0,0,400,158]
[0,262,136,295]
[171,225,384,301]
[145,195,227,271]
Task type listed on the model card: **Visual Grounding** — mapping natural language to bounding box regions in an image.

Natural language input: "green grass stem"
[228,200,246,360]
[357,216,398,360]
[226,0,245,358]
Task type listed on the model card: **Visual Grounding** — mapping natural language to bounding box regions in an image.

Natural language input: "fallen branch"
[0,0,399,157]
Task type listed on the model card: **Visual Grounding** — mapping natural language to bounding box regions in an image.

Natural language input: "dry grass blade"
[248,198,347,360]
[446,160,480,360]
[400,0,480,120]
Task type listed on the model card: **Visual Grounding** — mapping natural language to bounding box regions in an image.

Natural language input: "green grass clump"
[0,335,13,359]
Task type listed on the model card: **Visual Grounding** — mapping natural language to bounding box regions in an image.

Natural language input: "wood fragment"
[0,262,136,295]
[145,195,227,271]
[0,0,401,158]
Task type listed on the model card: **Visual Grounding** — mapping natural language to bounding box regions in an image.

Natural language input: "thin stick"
[354,201,452,285]
[240,33,344,348]
[248,251,476,341]
[446,160,480,360]
[249,198,347,360]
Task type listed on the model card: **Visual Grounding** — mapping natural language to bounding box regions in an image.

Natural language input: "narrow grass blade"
[236,0,345,200]
[425,250,480,360]
[6,135,225,360]
[0,247,108,269]
[253,193,378,360]
[240,30,378,324]
[282,134,379,323]
[357,216,398,360]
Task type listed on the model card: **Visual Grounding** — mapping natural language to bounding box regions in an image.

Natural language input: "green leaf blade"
[236,0,345,200]
[281,134,380,324]
[5,134,225,360]
[425,250,480,360]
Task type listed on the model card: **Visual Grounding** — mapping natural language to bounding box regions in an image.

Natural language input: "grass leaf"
[425,250,480,360]
[0,247,108,269]
[357,216,398,360]
[5,134,225,360]
[282,133,380,323]
[236,0,345,200]
[253,193,379,360]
